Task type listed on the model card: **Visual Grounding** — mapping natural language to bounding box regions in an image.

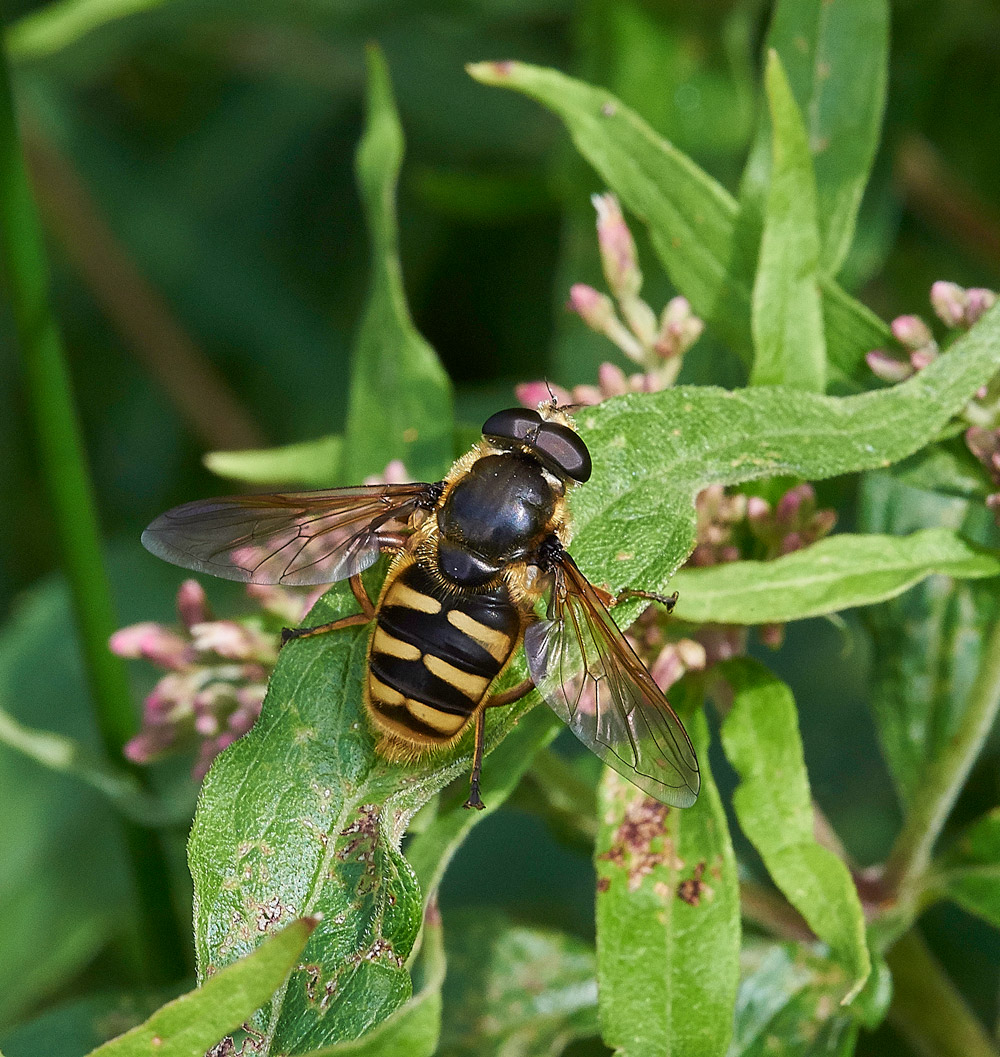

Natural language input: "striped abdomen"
[366,557,521,753]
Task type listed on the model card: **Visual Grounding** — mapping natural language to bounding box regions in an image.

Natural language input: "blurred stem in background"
[883,614,1000,904]
[22,124,266,453]
[0,38,187,982]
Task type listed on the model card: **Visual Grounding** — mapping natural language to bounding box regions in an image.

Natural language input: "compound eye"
[534,423,592,483]
[482,407,543,445]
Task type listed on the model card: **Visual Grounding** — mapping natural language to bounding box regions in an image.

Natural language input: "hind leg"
[464,678,535,810]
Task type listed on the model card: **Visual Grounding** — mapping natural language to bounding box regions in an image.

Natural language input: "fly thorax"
[437,454,557,586]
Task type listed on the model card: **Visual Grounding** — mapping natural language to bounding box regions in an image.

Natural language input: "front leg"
[281,572,376,645]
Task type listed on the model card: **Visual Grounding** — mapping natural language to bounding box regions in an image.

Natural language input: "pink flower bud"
[109,623,189,669]
[655,297,705,359]
[779,531,804,555]
[776,484,815,527]
[568,384,603,406]
[176,579,209,630]
[592,193,641,300]
[746,496,771,524]
[866,349,914,383]
[909,347,938,371]
[568,283,618,331]
[965,288,997,325]
[515,380,572,410]
[891,314,934,350]
[597,362,629,398]
[190,621,259,660]
[758,623,785,649]
[930,281,967,328]
[194,712,220,736]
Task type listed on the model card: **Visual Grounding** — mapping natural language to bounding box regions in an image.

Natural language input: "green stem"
[883,615,1000,901]
[886,930,999,1057]
[0,41,186,981]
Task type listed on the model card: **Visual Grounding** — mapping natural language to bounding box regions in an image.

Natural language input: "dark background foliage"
[1,0,999,1053]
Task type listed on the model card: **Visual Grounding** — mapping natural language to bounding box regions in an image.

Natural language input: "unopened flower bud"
[965,288,997,326]
[758,623,785,649]
[190,621,259,661]
[656,297,704,356]
[776,484,815,528]
[109,623,189,669]
[597,362,629,398]
[592,193,642,301]
[891,315,934,351]
[746,496,771,525]
[930,281,968,328]
[568,283,617,331]
[866,349,915,383]
[516,380,572,409]
[909,347,938,371]
[177,579,210,630]
[569,384,603,406]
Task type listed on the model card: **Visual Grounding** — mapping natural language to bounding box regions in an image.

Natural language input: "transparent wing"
[524,552,700,808]
[141,482,435,586]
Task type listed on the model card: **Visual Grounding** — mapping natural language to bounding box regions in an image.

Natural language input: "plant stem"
[883,614,1000,901]
[740,880,814,943]
[886,930,1000,1057]
[0,42,186,981]
[23,124,266,453]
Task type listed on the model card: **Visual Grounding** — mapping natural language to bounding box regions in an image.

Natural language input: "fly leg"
[464,678,535,810]
[281,573,376,645]
[613,587,678,613]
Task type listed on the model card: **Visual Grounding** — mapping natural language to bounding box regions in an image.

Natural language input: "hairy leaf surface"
[750,53,825,392]
[343,47,453,482]
[719,660,869,1001]
[670,530,1000,625]
[595,696,739,1057]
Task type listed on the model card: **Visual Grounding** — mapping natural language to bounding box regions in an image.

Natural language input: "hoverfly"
[142,404,700,810]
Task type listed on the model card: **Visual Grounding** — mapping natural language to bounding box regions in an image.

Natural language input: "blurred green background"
[2,0,1000,1051]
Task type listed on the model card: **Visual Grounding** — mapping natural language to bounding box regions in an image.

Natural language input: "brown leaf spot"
[677,861,712,906]
[598,795,678,892]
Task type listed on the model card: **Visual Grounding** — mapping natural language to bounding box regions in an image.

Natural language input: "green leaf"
[0,992,170,1057]
[567,301,1000,598]
[87,917,317,1057]
[0,578,130,1031]
[438,910,598,1057]
[404,708,562,902]
[669,530,1000,625]
[890,435,991,500]
[467,60,889,388]
[750,52,825,392]
[595,694,739,1057]
[204,435,342,487]
[718,660,869,1001]
[6,0,170,60]
[741,0,889,275]
[858,474,1000,805]
[933,809,1000,930]
[343,46,453,483]
[309,907,445,1057]
[730,940,862,1056]
[188,568,553,1053]
[0,700,176,826]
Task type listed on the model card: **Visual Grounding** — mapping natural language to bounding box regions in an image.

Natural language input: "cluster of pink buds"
[867,281,997,384]
[516,362,666,410]
[867,281,1000,524]
[615,481,839,695]
[569,193,703,386]
[111,578,322,778]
